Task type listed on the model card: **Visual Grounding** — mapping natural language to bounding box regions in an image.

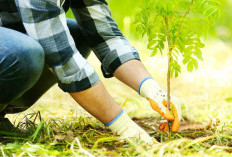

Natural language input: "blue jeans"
[0,19,91,114]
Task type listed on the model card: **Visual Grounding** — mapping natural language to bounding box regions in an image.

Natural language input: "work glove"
[106,110,158,144]
[139,77,181,132]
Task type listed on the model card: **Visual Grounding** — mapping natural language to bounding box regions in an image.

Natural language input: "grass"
[1,115,232,156]
[1,39,232,156]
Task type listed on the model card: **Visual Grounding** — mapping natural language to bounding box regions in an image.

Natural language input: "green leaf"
[158,33,164,38]
[177,39,185,52]
[185,38,194,45]
[151,48,158,56]
[183,57,190,64]
[170,68,174,78]
[147,40,158,50]
[170,60,181,78]
[148,33,157,41]
[192,58,199,69]
[160,41,165,49]
[185,46,194,54]
[158,47,163,55]
[175,67,181,77]
[195,42,205,48]
[187,62,194,72]
[194,47,204,60]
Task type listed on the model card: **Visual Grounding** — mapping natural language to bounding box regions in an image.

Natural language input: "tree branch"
[170,0,194,52]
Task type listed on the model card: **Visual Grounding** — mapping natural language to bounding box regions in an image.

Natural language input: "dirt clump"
[132,116,213,140]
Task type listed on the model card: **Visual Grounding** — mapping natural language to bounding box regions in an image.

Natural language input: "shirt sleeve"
[70,0,141,78]
[14,0,99,93]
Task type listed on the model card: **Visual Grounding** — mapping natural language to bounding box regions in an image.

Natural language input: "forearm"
[69,81,154,144]
[113,60,151,92]
[69,81,122,124]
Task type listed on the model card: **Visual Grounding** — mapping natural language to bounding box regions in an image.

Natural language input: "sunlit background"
[7,0,232,130]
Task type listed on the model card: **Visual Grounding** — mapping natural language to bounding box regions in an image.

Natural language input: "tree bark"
[165,17,172,135]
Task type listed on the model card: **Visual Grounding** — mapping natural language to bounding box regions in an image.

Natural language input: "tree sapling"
[136,0,221,134]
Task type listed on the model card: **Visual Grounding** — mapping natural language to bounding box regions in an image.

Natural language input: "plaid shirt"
[14,0,140,93]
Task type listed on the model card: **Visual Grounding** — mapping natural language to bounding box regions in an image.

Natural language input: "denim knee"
[0,28,45,104]
[0,47,44,104]
[19,44,45,87]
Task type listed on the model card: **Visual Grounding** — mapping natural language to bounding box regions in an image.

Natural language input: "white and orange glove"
[106,110,158,144]
[139,77,181,132]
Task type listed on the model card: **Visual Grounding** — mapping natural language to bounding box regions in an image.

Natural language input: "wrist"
[138,77,153,95]
[139,77,163,99]
[105,109,124,127]
[106,109,153,144]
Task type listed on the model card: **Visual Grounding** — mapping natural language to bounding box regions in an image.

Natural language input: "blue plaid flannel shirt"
[14,0,140,93]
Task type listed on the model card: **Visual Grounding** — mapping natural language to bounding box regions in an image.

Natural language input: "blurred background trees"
[107,0,232,44]
[212,0,232,43]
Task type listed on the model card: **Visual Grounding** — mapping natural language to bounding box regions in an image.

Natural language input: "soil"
[132,116,213,140]
[80,117,229,153]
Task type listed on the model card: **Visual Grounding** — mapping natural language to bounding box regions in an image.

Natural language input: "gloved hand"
[139,77,181,132]
[106,109,158,144]
[154,100,180,132]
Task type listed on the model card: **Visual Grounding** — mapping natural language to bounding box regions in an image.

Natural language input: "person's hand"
[139,77,181,132]
[149,99,180,132]
[107,110,159,144]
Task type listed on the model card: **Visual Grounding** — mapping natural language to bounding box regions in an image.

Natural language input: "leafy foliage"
[213,0,232,42]
[135,0,221,78]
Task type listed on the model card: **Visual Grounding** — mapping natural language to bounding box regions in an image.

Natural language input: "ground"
[1,39,232,156]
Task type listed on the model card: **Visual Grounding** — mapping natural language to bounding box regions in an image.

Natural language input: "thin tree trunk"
[165,17,172,135]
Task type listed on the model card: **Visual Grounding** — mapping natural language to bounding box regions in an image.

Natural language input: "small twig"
[0,146,6,157]
[38,111,42,122]
[33,112,39,123]
[18,151,25,157]
[184,135,217,148]
[26,152,33,157]
[71,137,94,157]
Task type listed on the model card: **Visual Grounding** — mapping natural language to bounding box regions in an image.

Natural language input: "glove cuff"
[138,77,153,95]
[139,77,162,99]
[106,109,153,144]
[105,109,124,127]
